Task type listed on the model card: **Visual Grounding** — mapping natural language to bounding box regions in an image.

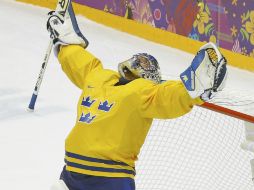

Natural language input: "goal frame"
[201,102,254,123]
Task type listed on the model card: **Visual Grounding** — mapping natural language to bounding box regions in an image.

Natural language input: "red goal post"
[201,102,254,123]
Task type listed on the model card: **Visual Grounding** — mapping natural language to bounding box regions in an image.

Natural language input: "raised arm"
[46,3,103,88]
[58,45,103,88]
[140,42,227,119]
[139,80,203,119]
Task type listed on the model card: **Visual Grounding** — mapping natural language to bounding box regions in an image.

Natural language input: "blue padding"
[180,66,194,91]
[180,49,206,91]
[28,93,37,110]
[191,49,206,71]
[68,2,89,47]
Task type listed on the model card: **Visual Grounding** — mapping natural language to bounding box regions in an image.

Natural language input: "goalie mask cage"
[135,89,254,190]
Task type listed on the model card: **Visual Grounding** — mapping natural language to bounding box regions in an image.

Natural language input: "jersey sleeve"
[58,45,103,89]
[139,80,204,119]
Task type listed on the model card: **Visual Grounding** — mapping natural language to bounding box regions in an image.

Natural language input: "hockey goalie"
[47,2,227,190]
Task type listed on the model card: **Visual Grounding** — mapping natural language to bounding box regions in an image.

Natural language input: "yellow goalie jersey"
[58,45,203,179]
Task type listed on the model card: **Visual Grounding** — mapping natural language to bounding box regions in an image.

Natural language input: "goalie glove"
[46,2,89,55]
[180,42,227,101]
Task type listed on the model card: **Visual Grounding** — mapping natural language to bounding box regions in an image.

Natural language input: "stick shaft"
[28,40,53,111]
[27,0,76,111]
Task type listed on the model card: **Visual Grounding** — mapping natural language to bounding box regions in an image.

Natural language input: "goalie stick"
[27,0,70,111]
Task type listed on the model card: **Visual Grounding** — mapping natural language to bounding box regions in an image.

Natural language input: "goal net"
[135,89,254,190]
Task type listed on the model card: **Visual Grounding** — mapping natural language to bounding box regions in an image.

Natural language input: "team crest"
[98,101,114,112]
[79,112,96,124]
[79,96,114,124]
[81,96,95,107]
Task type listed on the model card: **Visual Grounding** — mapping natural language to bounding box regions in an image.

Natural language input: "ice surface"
[0,1,254,190]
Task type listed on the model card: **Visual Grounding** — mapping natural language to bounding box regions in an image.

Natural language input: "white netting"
[209,89,254,116]
[135,99,254,190]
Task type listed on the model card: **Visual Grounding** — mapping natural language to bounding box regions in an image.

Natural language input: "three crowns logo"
[79,113,96,124]
[98,101,114,112]
[81,96,95,107]
[79,96,114,124]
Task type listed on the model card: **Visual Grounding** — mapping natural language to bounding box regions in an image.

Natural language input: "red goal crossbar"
[201,102,254,123]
